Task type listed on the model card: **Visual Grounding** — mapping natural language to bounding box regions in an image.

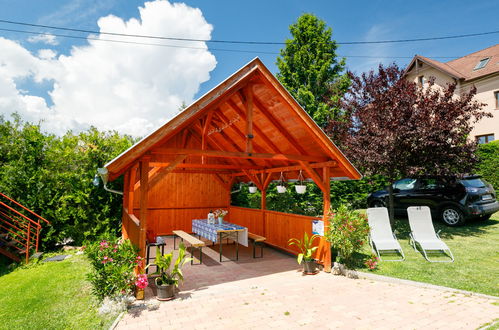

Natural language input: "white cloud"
[27,33,59,45]
[0,0,216,137]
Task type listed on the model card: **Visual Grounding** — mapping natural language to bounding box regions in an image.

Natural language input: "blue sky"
[0,0,498,136]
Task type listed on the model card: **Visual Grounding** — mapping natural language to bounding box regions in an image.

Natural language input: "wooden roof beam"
[232,160,337,177]
[149,162,262,170]
[299,161,327,193]
[151,148,328,163]
[148,154,187,189]
[250,94,310,156]
[226,98,291,166]
[214,110,274,168]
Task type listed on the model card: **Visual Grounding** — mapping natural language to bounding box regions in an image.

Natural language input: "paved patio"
[117,237,499,329]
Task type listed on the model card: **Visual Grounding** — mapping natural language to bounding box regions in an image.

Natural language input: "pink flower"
[135,274,149,289]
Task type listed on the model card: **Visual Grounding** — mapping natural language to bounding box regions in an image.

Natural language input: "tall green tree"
[276,13,350,131]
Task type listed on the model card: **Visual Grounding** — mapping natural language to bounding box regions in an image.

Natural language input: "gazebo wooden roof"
[105,58,361,272]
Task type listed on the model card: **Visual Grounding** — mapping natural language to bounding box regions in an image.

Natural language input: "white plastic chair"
[407,206,454,262]
[367,207,405,261]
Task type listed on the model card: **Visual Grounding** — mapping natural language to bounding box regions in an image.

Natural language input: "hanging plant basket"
[295,170,306,194]
[276,172,287,193]
[248,183,258,194]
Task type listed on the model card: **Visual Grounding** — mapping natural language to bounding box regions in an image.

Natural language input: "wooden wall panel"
[264,210,320,255]
[228,206,264,236]
[134,172,227,209]
[123,212,140,248]
[133,172,229,237]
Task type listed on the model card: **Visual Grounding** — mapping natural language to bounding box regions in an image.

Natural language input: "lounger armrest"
[436,230,441,239]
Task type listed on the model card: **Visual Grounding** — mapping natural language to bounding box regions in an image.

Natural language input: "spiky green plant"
[150,243,192,287]
[288,232,319,264]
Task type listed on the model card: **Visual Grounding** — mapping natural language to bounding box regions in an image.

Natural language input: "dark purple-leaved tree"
[338,63,489,222]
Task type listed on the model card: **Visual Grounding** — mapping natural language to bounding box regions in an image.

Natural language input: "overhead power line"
[0,18,499,45]
[1,28,496,60]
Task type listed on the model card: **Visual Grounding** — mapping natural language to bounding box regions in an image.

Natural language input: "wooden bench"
[248,232,266,258]
[173,230,205,265]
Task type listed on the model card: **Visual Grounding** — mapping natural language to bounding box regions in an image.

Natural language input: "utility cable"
[1,27,494,60]
[1,18,499,45]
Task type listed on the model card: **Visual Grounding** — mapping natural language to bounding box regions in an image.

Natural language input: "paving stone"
[117,236,499,330]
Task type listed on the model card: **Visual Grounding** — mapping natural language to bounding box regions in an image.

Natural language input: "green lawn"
[358,212,499,297]
[0,254,117,329]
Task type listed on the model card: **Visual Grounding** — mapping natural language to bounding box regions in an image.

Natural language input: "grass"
[0,253,117,329]
[357,212,499,297]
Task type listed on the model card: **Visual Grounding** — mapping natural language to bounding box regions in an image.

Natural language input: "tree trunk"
[387,180,395,226]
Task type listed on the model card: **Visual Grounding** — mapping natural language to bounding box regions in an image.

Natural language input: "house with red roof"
[405,44,499,144]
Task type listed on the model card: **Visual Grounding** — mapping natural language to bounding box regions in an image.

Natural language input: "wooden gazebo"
[104,58,361,271]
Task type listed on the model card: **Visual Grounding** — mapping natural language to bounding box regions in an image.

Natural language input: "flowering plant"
[213,209,228,219]
[85,237,140,300]
[325,205,369,266]
[135,273,149,289]
[364,255,379,271]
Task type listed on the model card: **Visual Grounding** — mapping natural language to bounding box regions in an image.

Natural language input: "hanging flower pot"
[248,182,258,194]
[295,170,306,194]
[276,172,287,193]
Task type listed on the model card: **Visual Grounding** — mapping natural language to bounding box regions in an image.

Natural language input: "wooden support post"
[261,189,266,237]
[322,166,331,273]
[122,170,130,240]
[128,165,137,215]
[139,157,150,260]
[201,111,213,164]
[244,85,254,154]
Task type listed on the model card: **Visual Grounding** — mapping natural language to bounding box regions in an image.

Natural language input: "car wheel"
[371,200,385,208]
[440,206,464,226]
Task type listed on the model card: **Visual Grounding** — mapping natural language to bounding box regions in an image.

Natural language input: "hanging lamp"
[295,170,306,194]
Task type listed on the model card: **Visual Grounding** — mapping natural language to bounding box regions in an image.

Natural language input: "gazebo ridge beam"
[225,99,292,166]
[151,148,328,163]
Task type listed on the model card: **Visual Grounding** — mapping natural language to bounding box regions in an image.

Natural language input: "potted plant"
[248,182,258,194]
[148,243,192,301]
[295,170,306,194]
[277,172,287,193]
[288,232,320,274]
[214,209,228,224]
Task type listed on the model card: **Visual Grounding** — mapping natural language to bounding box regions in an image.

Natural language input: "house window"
[476,134,495,144]
[495,91,499,109]
[418,75,425,86]
[474,58,490,70]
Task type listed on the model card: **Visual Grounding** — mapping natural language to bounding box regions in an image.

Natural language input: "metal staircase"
[0,192,50,263]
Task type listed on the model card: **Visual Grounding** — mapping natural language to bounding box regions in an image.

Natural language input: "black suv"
[367,176,499,226]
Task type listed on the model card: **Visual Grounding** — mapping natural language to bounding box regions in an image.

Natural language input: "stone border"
[108,311,125,330]
[356,271,499,300]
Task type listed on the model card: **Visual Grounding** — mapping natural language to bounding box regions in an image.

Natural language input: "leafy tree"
[276,13,350,130]
[0,115,135,249]
[341,63,488,222]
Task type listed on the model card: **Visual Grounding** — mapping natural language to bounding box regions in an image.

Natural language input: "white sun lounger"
[407,206,454,262]
[367,207,405,261]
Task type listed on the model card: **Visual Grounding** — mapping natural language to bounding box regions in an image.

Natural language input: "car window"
[461,178,486,188]
[393,178,417,191]
[418,178,445,190]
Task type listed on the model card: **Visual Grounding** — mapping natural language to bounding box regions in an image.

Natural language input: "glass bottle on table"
[208,210,214,224]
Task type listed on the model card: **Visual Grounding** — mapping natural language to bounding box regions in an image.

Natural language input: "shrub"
[84,237,140,300]
[325,205,369,266]
[475,140,499,190]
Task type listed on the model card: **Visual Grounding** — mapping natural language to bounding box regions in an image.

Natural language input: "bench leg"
[173,235,177,250]
[252,241,264,259]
